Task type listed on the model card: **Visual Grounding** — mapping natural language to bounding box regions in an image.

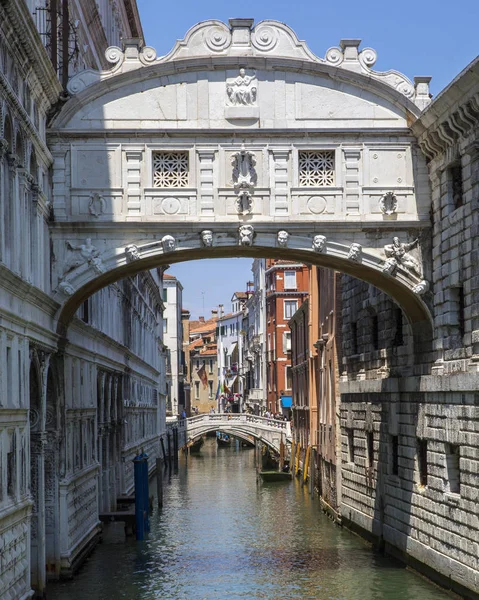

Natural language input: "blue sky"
[136,0,479,318]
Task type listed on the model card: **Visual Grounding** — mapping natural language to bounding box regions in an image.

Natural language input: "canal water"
[48,438,453,600]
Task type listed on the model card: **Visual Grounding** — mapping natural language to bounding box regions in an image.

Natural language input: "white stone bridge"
[182,413,292,454]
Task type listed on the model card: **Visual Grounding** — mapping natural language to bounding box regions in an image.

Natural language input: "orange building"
[265,260,309,414]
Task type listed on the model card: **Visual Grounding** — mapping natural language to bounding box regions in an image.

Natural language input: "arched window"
[2,115,13,264]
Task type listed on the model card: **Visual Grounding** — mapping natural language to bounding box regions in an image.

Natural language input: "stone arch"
[53,236,433,362]
[3,112,13,149]
[29,147,38,183]
[185,424,282,455]
[15,129,25,167]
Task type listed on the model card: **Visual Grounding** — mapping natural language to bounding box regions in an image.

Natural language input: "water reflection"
[48,439,453,600]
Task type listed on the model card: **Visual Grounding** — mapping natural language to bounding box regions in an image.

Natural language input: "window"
[391,436,399,476]
[163,319,168,334]
[208,380,213,398]
[153,151,189,188]
[162,288,168,302]
[194,381,200,399]
[445,444,460,494]
[417,439,428,487]
[208,359,213,374]
[347,429,354,463]
[299,150,335,186]
[284,270,296,290]
[449,162,463,209]
[284,300,298,319]
[285,365,292,390]
[81,299,89,324]
[283,331,292,353]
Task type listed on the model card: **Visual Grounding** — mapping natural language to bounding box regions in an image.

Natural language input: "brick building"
[265,260,309,414]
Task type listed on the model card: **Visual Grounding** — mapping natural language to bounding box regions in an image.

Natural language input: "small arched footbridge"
[183,414,292,454]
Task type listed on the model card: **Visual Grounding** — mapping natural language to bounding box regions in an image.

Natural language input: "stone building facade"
[187,314,219,414]
[337,57,479,598]
[243,259,267,414]
[0,2,167,599]
[162,273,185,416]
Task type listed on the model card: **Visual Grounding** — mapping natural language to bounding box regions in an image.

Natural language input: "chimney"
[199,316,205,323]
[211,309,218,317]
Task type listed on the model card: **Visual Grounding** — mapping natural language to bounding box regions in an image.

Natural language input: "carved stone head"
[161,235,176,253]
[412,280,429,295]
[277,230,289,248]
[238,224,254,246]
[125,244,141,262]
[348,242,362,262]
[312,235,327,253]
[201,230,213,247]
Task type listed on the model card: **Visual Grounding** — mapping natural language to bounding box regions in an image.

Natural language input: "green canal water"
[47,438,454,600]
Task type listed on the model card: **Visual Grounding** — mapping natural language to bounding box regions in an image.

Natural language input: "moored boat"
[187,437,204,453]
[259,470,292,482]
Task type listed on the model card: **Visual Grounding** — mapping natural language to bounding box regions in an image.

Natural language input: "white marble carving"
[58,280,75,296]
[384,237,421,276]
[238,225,254,246]
[379,191,398,216]
[88,192,106,218]
[227,69,257,106]
[161,235,177,253]
[232,145,257,215]
[348,243,362,263]
[312,235,327,253]
[200,230,214,247]
[382,257,398,275]
[125,244,141,262]
[412,280,429,295]
[64,238,102,275]
[277,230,289,247]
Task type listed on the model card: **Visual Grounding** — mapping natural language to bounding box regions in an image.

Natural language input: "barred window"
[153,151,189,188]
[299,150,335,186]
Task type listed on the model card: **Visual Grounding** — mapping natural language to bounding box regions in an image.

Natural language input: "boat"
[187,437,204,453]
[216,432,232,447]
[259,470,292,482]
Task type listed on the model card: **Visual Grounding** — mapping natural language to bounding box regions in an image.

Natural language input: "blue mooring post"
[133,454,146,541]
[141,452,150,532]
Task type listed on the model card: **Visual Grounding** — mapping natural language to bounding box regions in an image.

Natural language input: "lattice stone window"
[153,151,189,188]
[299,150,335,186]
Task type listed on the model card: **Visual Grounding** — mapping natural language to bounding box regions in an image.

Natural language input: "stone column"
[197,149,215,216]
[0,139,9,262]
[7,153,19,271]
[31,350,51,595]
[125,148,143,217]
[270,149,290,216]
[342,147,362,216]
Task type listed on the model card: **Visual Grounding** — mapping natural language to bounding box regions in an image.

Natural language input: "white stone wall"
[0,3,166,597]
[163,277,184,416]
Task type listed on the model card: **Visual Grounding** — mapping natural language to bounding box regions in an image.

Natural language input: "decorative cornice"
[0,0,62,105]
[61,19,428,115]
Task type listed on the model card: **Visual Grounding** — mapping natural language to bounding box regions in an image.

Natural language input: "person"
[194,406,199,415]
[209,407,215,414]
[180,409,187,419]
[265,410,270,419]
